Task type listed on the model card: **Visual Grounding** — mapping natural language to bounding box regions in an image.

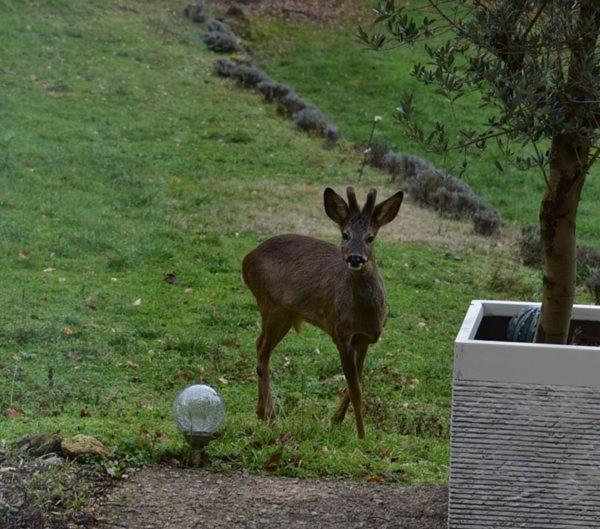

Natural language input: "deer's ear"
[324,187,349,226]
[373,191,404,227]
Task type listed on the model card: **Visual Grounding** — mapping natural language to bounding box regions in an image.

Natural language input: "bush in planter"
[364,2,600,344]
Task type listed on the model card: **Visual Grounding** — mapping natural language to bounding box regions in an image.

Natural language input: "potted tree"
[362,1,600,526]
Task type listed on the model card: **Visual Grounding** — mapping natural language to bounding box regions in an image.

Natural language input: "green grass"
[0,0,593,484]
[249,8,600,248]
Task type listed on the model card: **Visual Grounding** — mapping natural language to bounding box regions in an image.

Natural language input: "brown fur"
[242,187,403,438]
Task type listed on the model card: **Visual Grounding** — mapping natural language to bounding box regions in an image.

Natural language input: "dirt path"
[92,466,448,529]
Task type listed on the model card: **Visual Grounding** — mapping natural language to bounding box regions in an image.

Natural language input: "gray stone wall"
[450,380,600,528]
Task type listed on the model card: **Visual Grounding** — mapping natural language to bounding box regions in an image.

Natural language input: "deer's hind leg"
[256,307,293,423]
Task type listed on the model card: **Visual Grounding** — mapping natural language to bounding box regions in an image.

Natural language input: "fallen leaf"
[80,409,91,418]
[184,287,195,293]
[86,296,97,310]
[127,359,140,369]
[140,428,150,439]
[40,296,48,301]
[132,298,142,306]
[218,375,228,384]
[5,405,26,419]
[367,476,385,483]
[332,374,345,382]
[110,277,118,282]
[222,339,237,348]
[58,277,66,284]
[164,273,180,285]
[277,432,293,444]
[262,451,282,471]
[43,267,55,273]
[62,327,76,335]
[289,455,302,468]
[19,251,28,260]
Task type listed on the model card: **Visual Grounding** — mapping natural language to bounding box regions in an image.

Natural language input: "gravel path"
[92,466,447,529]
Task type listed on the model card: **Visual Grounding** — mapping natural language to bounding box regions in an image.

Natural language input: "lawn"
[0,0,593,485]
[249,4,600,249]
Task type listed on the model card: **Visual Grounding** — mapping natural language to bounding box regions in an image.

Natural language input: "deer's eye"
[342,232,350,241]
[366,235,375,243]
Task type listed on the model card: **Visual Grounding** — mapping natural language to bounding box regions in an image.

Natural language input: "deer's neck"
[346,263,385,310]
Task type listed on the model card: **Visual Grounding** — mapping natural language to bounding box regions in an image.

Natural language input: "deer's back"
[242,234,343,314]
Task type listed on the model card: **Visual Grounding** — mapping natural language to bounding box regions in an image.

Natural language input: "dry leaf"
[62,327,76,335]
[43,267,55,273]
[164,273,180,285]
[86,296,97,310]
[218,375,228,384]
[58,277,66,284]
[127,359,140,369]
[132,298,142,306]
[262,452,282,471]
[5,405,26,419]
[110,277,118,282]
[19,251,28,260]
[184,287,195,293]
[367,476,385,483]
[80,409,91,418]
[40,296,48,301]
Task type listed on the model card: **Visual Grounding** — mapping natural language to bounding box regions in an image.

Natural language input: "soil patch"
[90,466,448,529]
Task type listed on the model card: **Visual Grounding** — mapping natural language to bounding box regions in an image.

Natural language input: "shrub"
[291,107,339,143]
[212,58,240,78]
[278,92,309,115]
[473,209,502,236]
[519,224,543,266]
[256,81,292,102]
[185,2,205,23]
[383,151,435,182]
[365,139,393,169]
[577,245,600,272]
[234,65,271,88]
[206,18,232,35]
[324,124,340,144]
[586,268,600,304]
[292,106,327,132]
[202,31,241,53]
[408,170,482,216]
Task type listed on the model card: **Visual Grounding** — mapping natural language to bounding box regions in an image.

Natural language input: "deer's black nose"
[346,255,366,269]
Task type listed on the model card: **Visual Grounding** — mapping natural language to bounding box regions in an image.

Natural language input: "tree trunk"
[535,134,588,344]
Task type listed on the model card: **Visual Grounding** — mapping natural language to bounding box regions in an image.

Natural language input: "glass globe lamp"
[173,384,226,450]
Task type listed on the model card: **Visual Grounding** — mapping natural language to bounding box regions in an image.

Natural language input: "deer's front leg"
[332,340,369,425]
[335,340,365,439]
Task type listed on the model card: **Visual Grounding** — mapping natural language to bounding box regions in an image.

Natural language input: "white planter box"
[450,300,600,528]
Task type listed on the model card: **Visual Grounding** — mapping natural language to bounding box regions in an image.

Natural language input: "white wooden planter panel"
[450,300,600,528]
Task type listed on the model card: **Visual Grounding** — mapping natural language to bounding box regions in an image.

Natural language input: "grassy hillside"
[0,0,592,484]
[249,9,600,248]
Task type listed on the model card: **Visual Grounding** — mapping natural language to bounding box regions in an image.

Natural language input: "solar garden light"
[173,384,225,465]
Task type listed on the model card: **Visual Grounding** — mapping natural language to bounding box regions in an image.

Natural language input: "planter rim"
[455,300,600,387]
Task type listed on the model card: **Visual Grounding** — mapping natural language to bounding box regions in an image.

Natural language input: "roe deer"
[242,187,403,438]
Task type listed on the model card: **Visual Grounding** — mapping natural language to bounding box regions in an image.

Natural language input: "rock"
[12,433,62,456]
[42,454,65,466]
[61,434,111,458]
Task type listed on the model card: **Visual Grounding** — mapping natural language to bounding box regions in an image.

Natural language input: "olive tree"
[360,0,600,344]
